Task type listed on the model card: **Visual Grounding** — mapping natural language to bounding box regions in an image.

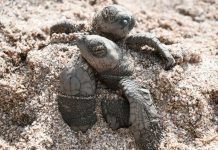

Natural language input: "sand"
[0,0,218,149]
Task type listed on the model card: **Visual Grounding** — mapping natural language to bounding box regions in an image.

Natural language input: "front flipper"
[58,57,97,133]
[50,21,86,45]
[126,33,175,70]
[50,20,85,36]
[119,78,162,150]
[101,96,130,130]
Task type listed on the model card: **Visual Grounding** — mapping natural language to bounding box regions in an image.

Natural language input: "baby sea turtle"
[51,5,175,150]
[76,35,162,150]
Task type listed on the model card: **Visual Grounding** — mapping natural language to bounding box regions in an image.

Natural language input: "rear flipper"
[119,78,162,150]
[101,96,130,130]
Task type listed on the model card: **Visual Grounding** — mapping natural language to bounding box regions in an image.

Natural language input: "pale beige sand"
[0,0,217,149]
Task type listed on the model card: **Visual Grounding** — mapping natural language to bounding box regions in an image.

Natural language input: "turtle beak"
[120,16,135,31]
[77,34,86,44]
[76,34,86,48]
[128,16,135,30]
[76,35,87,55]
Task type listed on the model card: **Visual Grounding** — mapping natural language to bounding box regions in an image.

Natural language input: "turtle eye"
[120,18,129,27]
[102,7,117,22]
[102,7,110,19]
[91,44,107,57]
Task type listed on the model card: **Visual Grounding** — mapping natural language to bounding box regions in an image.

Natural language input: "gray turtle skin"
[77,35,162,150]
[58,57,97,132]
[92,5,135,40]
[50,21,85,36]
[50,4,175,70]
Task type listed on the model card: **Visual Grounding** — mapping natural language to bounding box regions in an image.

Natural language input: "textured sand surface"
[0,0,218,149]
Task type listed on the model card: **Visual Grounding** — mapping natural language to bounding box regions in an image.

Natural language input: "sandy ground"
[0,0,218,149]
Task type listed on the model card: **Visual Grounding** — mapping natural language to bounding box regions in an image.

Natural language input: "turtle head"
[76,35,121,73]
[92,5,135,40]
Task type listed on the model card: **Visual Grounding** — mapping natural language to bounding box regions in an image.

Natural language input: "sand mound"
[0,0,217,149]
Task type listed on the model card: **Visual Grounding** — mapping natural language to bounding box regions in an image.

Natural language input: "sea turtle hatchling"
[52,4,176,150]
[57,34,162,150]
[76,35,162,150]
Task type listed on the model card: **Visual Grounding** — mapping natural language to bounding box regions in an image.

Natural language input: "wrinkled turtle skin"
[57,57,97,132]
[77,35,162,150]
